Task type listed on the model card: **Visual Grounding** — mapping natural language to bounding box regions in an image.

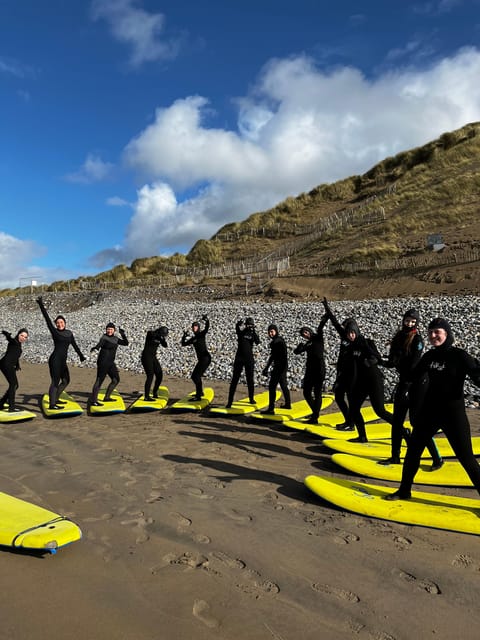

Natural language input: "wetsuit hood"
[343,319,360,337]
[268,324,278,336]
[403,308,420,326]
[428,317,454,348]
[299,326,314,338]
[245,317,254,327]
[158,325,169,336]
[54,315,66,326]
[106,322,116,330]
[16,328,28,338]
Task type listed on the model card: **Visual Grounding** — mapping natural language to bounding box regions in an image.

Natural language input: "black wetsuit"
[293,316,328,422]
[227,321,260,406]
[394,344,480,497]
[264,333,291,411]
[141,329,168,399]
[91,330,128,402]
[37,298,85,408]
[333,336,352,426]
[181,319,211,399]
[382,328,441,464]
[329,311,393,441]
[0,331,23,411]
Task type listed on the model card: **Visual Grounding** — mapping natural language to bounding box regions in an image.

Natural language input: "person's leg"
[368,372,393,424]
[385,418,437,500]
[347,388,368,442]
[244,359,255,403]
[152,359,163,397]
[443,414,480,494]
[227,360,243,407]
[279,369,291,409]
[104,365,119,400]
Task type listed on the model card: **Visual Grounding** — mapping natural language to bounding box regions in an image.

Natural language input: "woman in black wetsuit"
[293,314,328,424]
[37,297,86,410]
[181,315,211,400]
[226,317,260,407]
[386,317,480,500]
[262,324,291,413]
[379,309,442,469]
[141,325,168,401]
[0,328,29,412]
[324,302,393,443]
[90,322,129,406]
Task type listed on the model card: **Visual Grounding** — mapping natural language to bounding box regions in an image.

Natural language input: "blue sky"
[1,0,480,288]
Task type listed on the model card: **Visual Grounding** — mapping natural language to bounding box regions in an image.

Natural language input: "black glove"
[2,330,10,338]
[80,355,86,363]
[36,296,43,304]
[201,314,208,321]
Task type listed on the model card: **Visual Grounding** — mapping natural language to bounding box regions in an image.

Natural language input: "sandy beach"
[2,361,480,640]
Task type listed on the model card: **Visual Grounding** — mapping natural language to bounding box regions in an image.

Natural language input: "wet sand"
[1,362,480,640]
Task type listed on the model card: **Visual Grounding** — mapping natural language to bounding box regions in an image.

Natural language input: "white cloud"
[0,231,50,289]
[65,153,113,184]
[106,196,130,207]
[93,47,480,266]
[91,0,180,67]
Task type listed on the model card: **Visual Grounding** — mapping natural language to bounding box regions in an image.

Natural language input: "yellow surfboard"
[41,392,83,418]
[128,386,169,412]
[89,389,125,415]
[0,408,36,423]
[305,474,480,535]
[331,452,475,487]
[0,491,82,552]
[170,387,215,411]
[303,421,395,439]
[209,391,280,416]
[286,404,396,434]
[250,394,334,423]
[323,436,480,459]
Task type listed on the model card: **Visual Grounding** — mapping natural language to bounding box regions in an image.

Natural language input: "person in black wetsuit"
[386,317,480,500]
[0,328,29,412]
[90,323,129,406]
[262,324,291,413]
[226,317,260,407]
[379,309,442,469]
[324,302,393,443]
[293,314,328,424]
[37,296,86,410]
[181,315,211,400]
[141,325,169,401]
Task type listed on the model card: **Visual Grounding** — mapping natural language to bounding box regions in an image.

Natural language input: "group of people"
[2,295,480,503]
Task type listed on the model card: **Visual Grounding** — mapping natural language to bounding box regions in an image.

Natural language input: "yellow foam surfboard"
[302,421,395,439]
[41,392,83,418]
[209,391,280,416]
[323,436,480,459]
[89,389,125,415]
[331,452,475,487]
[128,386,169,412]
[170,387,215,411]
[250,394,334,423]
[284,404,395,433]
[0,408,36,423]
[0,491,82,552]
[305,474,480,535]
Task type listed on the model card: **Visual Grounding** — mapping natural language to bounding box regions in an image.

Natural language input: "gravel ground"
[1,290,479,405]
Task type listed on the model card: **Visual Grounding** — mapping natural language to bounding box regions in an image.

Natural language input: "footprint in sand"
[332,530,360,545]
[186,487,213,500]
[393,569,441,594]
[311,583,360,603]
[452,553,475,568]
[393,535,412,549]
[192,600,219,629]
[153,552,209,572]
[169,511,192,530]
[212,551,246,570]
[221,508,253,524]
[120,514,153,543]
